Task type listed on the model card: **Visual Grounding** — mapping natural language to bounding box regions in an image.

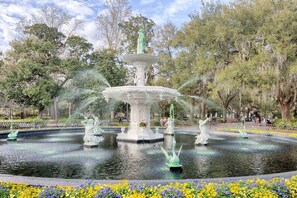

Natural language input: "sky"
[0,0,231,52]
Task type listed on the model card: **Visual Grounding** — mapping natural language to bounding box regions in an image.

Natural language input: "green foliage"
[159,0,297,122]
[1,23,92,118]
[274,119,297,130]
[119,122,129,127]
[24,23,65,45]
[154,121,160,126]
[90,49,127,87]
[0,186,9,198]
[65,35,93,58]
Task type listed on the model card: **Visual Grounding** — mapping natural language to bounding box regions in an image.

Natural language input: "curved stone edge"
[1,128,297,187]
[1,170,297,187]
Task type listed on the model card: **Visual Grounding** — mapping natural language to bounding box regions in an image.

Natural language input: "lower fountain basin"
[0,129,297,180]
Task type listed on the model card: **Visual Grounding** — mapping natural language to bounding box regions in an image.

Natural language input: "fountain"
[102,28,180,143]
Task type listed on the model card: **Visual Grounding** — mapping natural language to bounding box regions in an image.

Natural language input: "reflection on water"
[0,131,297,180]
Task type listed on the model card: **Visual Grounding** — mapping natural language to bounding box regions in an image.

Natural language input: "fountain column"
[115,54,164,142]
[134,61,146,86]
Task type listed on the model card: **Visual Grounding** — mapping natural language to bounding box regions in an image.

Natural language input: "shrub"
[154,121,161,126]
[119,122,129,127]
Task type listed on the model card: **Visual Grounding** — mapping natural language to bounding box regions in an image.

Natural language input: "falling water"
[177,76,207,91]
[75,69,111,88]
[188,95,219,109]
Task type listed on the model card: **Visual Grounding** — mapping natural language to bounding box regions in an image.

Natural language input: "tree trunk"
[20,107,25,119]
[200,102,207,120]
[53,97,58,122]
[279,102,291,121]
[189,98,195,121]
[110,110,114,121]
[50,97,59,122]
[68,102,72,118]
[38,107,45,119]
[222,106,227,123]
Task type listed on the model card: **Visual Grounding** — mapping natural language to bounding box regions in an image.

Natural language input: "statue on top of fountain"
[137,27,146,54]
[195,117,211,145]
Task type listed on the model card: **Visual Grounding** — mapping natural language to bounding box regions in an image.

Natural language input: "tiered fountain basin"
[102,86,180,143]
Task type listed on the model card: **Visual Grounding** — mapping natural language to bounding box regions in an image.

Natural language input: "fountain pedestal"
[117,100,163,143]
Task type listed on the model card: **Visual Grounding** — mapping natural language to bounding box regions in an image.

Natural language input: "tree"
[1,24,92,118]
[96,0,131,51]
[64,49,128,118]
[32,4,71,30]
[119,15,156,54]
[17,3,82,37]
[89,49,127,87]
[256,0,297,121]
[152,22,178,85]
[169,2,226,120]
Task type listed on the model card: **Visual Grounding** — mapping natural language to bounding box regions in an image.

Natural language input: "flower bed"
[1,176,297,197]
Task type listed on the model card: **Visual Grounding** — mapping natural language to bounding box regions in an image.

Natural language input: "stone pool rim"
[1,127,297,187]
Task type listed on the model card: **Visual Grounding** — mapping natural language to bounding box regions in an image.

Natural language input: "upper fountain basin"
[102,86,181,103]
[122,54,158,65]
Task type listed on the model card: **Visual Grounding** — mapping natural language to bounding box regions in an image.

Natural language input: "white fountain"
[102,28,180,143]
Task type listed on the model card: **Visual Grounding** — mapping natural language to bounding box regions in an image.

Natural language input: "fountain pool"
[1,129,297,180]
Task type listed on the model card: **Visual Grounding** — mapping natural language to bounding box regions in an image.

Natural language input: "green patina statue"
[7,114,18,141]
[169,104,174,119]
[239,129,248,139]
[137,27,146,54]
[161,138,182,168]
[7,130,18,141]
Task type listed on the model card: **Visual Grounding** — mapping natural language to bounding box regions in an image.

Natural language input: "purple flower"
[38,187,65,198]
[94,187,121,198]
[161,187,185,198]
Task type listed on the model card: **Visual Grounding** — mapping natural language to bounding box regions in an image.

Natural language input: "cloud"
[0,2,40,52]
[140,0,156,5]
[78,20,106,50]
[52,0,98,17]
[164,0,195,17]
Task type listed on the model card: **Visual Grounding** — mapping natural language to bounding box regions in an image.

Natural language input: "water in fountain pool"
[1,130,297,180]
